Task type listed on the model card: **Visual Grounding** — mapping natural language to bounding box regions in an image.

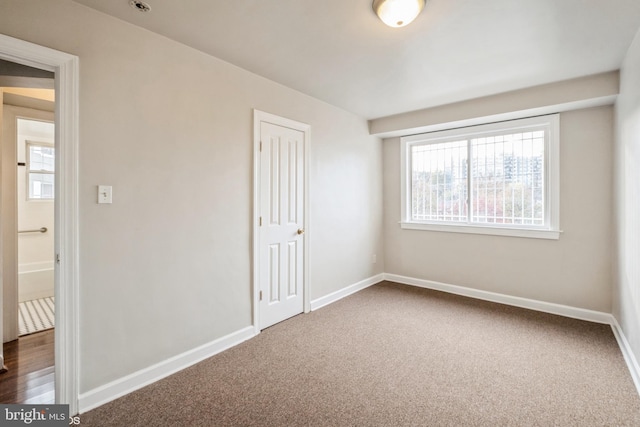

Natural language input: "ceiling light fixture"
[130,0,151,13]
[372,0,425,28]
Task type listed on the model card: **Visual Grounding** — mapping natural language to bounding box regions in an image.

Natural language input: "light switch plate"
[98,185,112,204]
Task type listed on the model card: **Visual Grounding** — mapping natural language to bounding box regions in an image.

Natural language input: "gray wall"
[383,106,614,311]
[0,0,384,392]
[615,27,640,368]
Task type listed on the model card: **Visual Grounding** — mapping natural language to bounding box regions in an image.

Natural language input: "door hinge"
[56,254,60,264]
[259,141,263,152]
[259,217,262,226]
[259,290,263,301]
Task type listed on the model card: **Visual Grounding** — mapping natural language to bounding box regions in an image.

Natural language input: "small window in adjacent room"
[26,141,55,200]
[400,114,560,239]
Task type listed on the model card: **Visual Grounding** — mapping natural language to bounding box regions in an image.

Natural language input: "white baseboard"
[78,274,385,413]
[384,273,613,324]
[76,272,640,414]
[78,326,256,413]
[310,273,384,311]
[610,318,640,396]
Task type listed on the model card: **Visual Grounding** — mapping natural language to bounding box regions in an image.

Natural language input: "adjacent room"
[1,0,640,425]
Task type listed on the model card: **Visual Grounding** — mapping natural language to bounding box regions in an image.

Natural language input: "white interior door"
[0,89,4,359]
[1,94,19,343]
[258,118,306,330]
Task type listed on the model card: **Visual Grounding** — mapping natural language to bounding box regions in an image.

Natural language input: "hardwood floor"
[0,329,54,404]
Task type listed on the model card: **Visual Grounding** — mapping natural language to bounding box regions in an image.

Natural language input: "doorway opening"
[1,62,56,404]
[18,117,56,337]
[0,34,79,415]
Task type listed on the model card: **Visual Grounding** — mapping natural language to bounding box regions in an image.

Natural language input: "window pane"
[29,173,55,199]
[411,141,468,222]
[29,145,55,172]
[470,132,544,226]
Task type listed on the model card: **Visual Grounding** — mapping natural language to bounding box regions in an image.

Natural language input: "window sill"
[400,221,561,240]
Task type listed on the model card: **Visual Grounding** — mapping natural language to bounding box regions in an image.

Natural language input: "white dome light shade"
[373,0,425,28]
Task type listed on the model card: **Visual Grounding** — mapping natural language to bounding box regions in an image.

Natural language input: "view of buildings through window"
[411,131,545,226]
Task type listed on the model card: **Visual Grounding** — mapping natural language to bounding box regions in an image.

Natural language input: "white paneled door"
[258,117,307,330]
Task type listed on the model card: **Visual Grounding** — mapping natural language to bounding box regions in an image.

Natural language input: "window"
[401,115,559,239]
[26,141,55,200]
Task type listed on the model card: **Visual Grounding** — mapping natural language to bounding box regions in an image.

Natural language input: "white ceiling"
[72,0,640,120]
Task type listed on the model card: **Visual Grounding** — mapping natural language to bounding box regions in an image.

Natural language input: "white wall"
[370,72,619,137]
[614,27,640,367]
[16,114,55,301]
[384,105,614,311]
[0,0,383,393]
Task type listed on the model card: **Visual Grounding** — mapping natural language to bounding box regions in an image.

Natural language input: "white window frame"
[26,140,55,201]
[400,114,560,239]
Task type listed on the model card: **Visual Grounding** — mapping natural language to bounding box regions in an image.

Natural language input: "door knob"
[297,228,305,235]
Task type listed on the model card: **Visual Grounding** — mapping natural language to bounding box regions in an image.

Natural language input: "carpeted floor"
[79,281,640,426]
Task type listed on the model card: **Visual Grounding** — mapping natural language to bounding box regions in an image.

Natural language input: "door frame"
[253,110,310,334]
[0,34,79,415]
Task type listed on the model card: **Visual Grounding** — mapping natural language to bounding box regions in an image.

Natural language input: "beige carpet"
[79,281,640,426]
